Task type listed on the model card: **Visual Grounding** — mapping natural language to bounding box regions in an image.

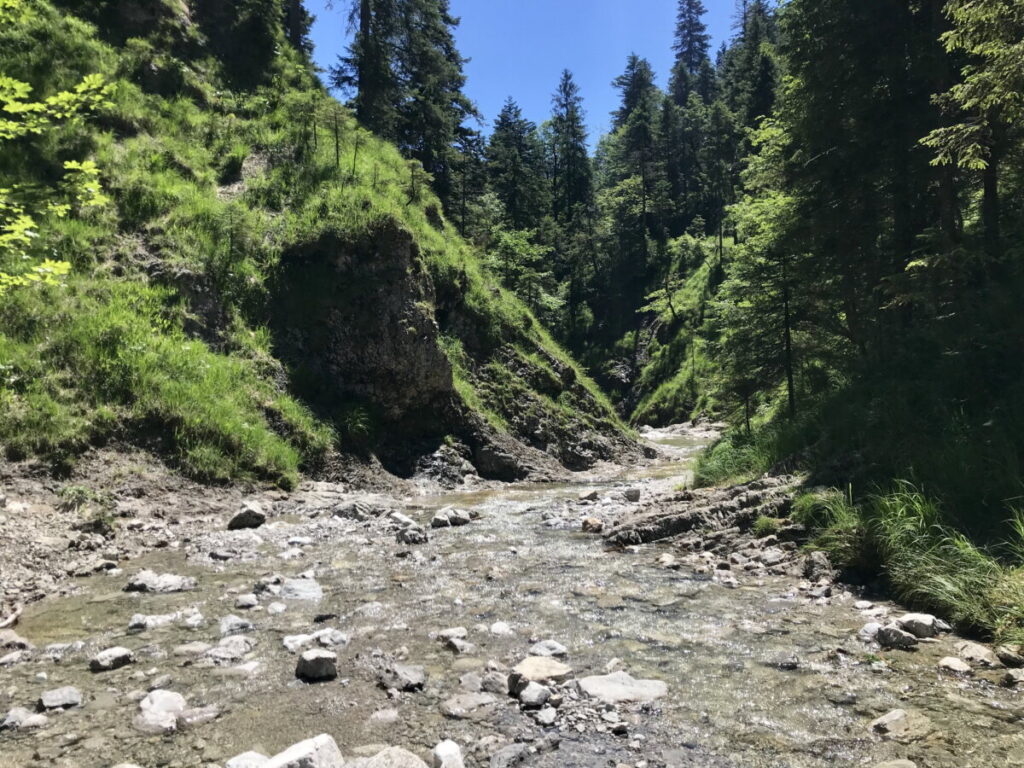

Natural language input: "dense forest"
[2,0,1024,641]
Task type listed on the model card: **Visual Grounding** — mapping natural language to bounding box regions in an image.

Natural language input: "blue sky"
[305,1,735,148]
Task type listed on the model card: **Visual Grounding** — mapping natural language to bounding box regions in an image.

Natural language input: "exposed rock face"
[273,223,456,435]
[272,221,639,481]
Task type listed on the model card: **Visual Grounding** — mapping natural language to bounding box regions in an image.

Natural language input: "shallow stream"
[2,429,1022,767]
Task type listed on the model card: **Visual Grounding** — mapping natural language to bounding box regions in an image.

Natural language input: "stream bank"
[0,425,1022,768]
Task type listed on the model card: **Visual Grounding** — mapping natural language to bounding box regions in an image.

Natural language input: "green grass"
[792,484,1024,644]
[1,0,629,483]
[0,279,331,487]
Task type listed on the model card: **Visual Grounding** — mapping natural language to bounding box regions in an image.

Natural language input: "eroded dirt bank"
[1,426,1022,768]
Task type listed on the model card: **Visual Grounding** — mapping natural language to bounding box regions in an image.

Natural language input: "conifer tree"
[549,70,594,224]
[486,99,550,231]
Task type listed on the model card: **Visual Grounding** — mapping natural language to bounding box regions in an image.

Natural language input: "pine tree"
[486,99,550,231]
[673,0,711,74]
[670,0,713,106]
[332,0,402,140]
[549,70,594,224]
[394,0,479,207]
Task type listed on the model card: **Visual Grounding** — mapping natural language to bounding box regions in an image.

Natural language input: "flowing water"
[2,430,1022,767]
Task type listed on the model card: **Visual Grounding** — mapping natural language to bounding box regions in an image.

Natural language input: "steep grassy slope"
[0,0,633,487]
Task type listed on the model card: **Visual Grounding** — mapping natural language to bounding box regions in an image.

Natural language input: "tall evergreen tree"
[333,0,402,140]
[549,70,594,224]
[486,99,550,231]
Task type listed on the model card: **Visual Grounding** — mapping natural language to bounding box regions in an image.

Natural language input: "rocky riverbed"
[1,426,1023,768]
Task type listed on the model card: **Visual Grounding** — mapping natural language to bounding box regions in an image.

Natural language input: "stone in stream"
[511,656,573,684]
[431,507,472,528]
[535,706,557,726]
[869,709,932,741]
[624,488,642,502]
[125,569,197,593]
[378,663,426,692]
[226,752,270,768]
[89,646,135,672]
[517,681,550,709]
[280,577,323,602]
[397,526,428,545]
[489,744,528,768]
[128,611,178,631]
[938,656,972,675]
[263,734,345,768]
[581,517,604,534]
[896,613,948,639]
[996,644,1024,667]
[296,649,337,681]
[1001,668,1024,687]
[432,739,465,768]
[134,690,186,734]
[365,747,430,767]
[0,629,33,650]
[38,686,82,711]
[229,502,267,530]
[578,489,599,502]
[440,692,497,719]
[220,614,255,635]
[528,639,568,657]
[235,593,259,610]
[858,622,882,642]
[956,640,1002,668]
[445,636,475,654]
[876,624,918,650]
[206,635,257,664]
[1,707,48,730]
[577,671,668,705]
[481,671,510,695]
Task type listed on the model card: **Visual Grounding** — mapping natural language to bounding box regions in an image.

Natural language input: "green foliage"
[751,515,784,538]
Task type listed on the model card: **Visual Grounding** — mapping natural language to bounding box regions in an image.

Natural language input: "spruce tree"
[549,70,594,224]
[486,99,550,231]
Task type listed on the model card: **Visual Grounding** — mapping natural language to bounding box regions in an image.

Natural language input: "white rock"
[281,578,323,601]
[858,622,882,642]
[221,614,255,635]
[577,671,668,704]
[432,739,465,768]
[134,690,186,734]
[518,681,550,708]
[125,570,196,593]
[226,752,270,768]
[236,594,260,610]
[956,640,1002,668]
[366,747,429,767]
[528,639,567,657]
[489,621,513,636]
[90,646,135,672]
[38,686,82,710]
[938,656,972,675]
[264,734,345,768]
[896,613,943,639]
[511,656,573,683]
[439,692,497,719]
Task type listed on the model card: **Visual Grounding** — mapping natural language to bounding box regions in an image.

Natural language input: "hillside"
[0,0,637,489]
